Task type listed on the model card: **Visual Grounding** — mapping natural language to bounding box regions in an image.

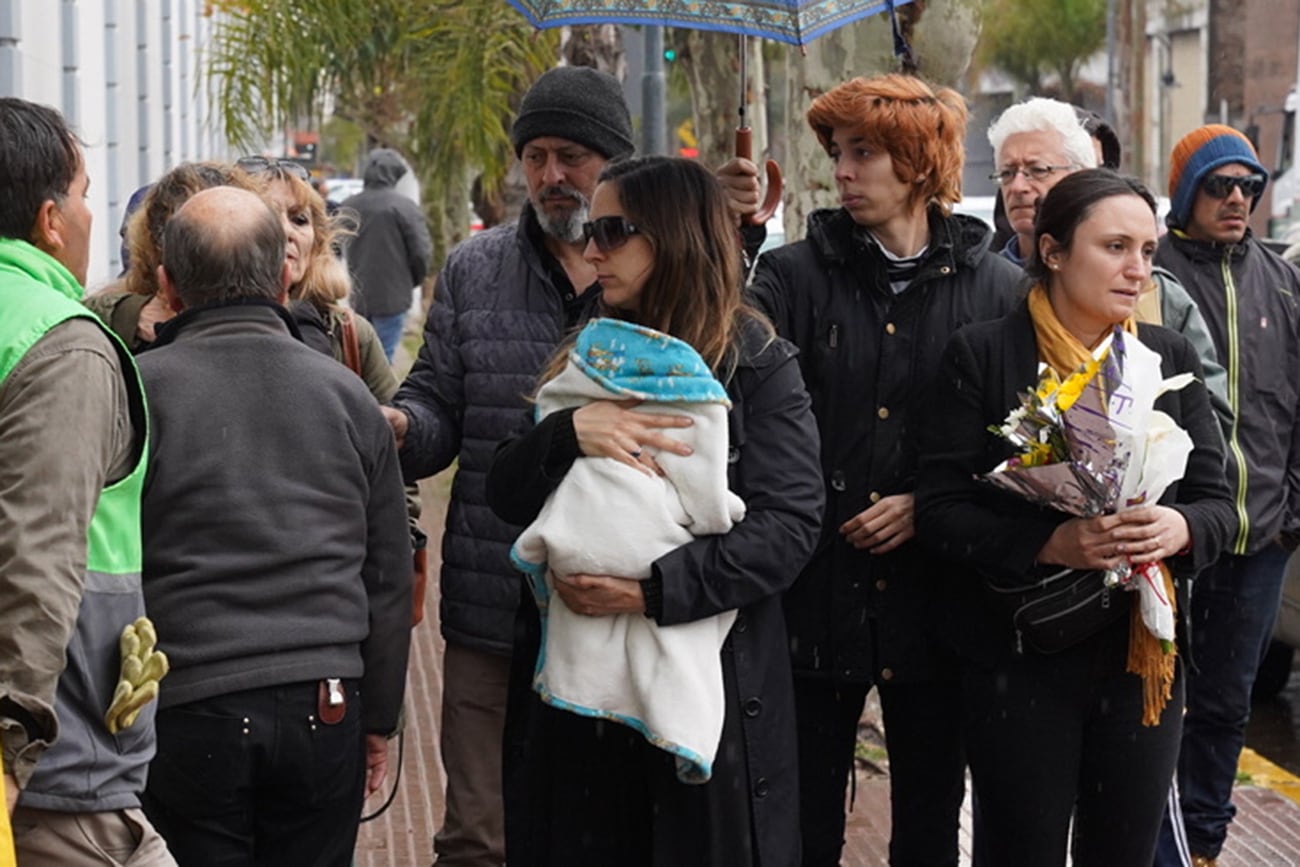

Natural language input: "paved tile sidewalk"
[355,474,1300,865]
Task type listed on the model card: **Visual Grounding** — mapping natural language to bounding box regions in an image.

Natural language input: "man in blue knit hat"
[1154,124,1300,867]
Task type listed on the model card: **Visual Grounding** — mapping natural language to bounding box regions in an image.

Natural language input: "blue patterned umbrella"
[507,0,915,222]
[506,0,912,47]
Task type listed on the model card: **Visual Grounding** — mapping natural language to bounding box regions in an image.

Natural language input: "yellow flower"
[1055,355,1104,412]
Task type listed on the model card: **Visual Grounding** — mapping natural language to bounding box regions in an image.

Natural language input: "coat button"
[877,406,890,420]
[734,613,748,633]
[876,579,887,591]
[727,446,741,464]
[743,697,763,717]
[754,777,770,798]
[831,470,847,492]
[939,265,952,275]
[885,322,896,335]
[869,491,882,504]
[880,668,895,681]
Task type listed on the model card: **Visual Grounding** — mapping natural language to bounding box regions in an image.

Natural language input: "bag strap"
[339,308,363,376]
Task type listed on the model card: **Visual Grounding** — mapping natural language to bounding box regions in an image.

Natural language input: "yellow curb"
[1239,746,1300,808]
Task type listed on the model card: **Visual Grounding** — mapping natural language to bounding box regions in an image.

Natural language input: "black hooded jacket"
[749,206,1024,683]
[341,150,433,317]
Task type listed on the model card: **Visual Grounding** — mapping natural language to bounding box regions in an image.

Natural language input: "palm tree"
[205,0,558,264]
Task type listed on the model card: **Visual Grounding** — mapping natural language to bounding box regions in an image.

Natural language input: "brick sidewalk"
[355,474,1300,865]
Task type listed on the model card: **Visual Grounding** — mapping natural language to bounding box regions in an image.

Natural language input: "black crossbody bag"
[987,567,1129,655]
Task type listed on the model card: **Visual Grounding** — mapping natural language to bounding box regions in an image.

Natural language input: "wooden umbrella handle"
[735,126,783,226]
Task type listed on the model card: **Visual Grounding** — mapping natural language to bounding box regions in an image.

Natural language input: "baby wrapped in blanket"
[511,318,745,783]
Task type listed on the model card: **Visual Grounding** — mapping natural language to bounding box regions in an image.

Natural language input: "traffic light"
[663,48,677,62]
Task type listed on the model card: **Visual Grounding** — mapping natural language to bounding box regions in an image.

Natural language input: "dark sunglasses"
[236,155,311,182]
[582,216,641,253]
[1201,173,1266,199]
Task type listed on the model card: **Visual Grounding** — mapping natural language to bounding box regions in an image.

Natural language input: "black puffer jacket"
[393,208,595,655]
[749,206,1023,684]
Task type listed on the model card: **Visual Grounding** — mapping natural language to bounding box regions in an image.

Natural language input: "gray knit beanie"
[511,66,635,160]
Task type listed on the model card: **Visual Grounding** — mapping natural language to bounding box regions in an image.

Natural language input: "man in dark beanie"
[1152,125,1300,867]
[383,66,757,866]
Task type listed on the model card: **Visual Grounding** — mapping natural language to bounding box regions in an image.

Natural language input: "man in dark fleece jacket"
[136,187,412,867]
[342,148,433,362]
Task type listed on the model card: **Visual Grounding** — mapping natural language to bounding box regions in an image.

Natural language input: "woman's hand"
[137,294,175,343]
[1037,507,1191,570]
[552,572,646,616]
[840,493,915,554]
[572,399,693,476]
[714,157,762,225]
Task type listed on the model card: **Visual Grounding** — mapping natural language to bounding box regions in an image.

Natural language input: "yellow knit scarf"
[1027,284,1176,727]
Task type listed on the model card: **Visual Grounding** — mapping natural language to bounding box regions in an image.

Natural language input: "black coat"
[914,303,1236,665]
[487,320,825,867]
[749,207,1024,683]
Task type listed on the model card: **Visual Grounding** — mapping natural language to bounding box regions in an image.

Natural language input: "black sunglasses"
[582,216,641,253]
[1201,173,1266,199]
[236,155,311,182]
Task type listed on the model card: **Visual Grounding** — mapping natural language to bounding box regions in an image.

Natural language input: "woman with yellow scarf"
[916,169,1235,866]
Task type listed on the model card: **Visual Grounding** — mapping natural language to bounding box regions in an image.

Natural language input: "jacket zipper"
[1221,253,1251,554]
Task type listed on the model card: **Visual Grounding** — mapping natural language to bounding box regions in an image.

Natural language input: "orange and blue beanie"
[1167,124,1268,228]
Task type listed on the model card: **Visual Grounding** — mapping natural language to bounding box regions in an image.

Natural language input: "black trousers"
[142,680,366,867]
[963,616,1184,867]
[794,676,966,867]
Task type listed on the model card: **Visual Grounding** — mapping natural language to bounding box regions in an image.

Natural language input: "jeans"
[877,679,966,867]
[1154,544,1291,863]
[964,614,1184,866]
[792,677,869,867]
[366,311,406,363]
[141,680,365,867]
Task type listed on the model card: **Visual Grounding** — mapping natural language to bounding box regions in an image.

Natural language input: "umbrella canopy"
[506,0,913,47]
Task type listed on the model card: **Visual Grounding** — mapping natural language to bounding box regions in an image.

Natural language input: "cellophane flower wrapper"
[982,328,1195,644]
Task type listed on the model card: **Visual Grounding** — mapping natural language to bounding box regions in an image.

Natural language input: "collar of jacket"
[1165,226,1253,263]
[803,205,993,273]
[0,237,83,302]
[149,298,305,349]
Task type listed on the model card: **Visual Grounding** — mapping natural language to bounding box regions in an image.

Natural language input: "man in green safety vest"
[0,97,173,865]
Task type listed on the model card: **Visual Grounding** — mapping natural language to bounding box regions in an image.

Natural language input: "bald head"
[161,186,287,309]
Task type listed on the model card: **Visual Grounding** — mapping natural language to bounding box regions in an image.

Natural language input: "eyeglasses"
[581,216,641,253]
[1201,173,1267,199]
[989,164,1076,186]
[236,156,311,182]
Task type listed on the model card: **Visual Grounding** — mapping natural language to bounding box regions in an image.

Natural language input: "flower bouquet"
[984,327,1196,651]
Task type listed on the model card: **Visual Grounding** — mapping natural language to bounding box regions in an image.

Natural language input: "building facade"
[0,0,232,287]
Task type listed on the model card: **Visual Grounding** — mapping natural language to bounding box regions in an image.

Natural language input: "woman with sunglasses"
[485,156,824,866]
[915,169,1234,866]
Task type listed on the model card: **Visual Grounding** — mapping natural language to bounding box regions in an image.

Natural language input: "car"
[1254,551,1300,699]
[324,177,364,204]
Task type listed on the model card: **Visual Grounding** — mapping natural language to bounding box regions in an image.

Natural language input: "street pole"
[642,26,667,156]
[1104,0,1116,123]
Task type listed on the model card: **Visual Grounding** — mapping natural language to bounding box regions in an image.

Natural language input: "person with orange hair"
[748,74,1023,866]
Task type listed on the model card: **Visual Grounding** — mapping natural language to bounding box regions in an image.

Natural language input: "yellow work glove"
[104,617,169,735]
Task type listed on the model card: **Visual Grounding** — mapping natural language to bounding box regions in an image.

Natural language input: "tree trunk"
[561,25,626,79]
[678,31,745,172]
[783,0,984,241]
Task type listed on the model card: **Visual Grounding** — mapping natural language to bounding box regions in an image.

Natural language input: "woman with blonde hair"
[84,159,395,401]
[486,156,824,866]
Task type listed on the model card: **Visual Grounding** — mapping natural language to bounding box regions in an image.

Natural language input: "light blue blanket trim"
[511,545,715,783]
[528,586,715,784]
[570,318,731,406]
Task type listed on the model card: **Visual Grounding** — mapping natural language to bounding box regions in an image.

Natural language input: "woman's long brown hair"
[539,156,769,386]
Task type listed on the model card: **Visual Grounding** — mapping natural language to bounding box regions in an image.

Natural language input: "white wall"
[0,0,234,288]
